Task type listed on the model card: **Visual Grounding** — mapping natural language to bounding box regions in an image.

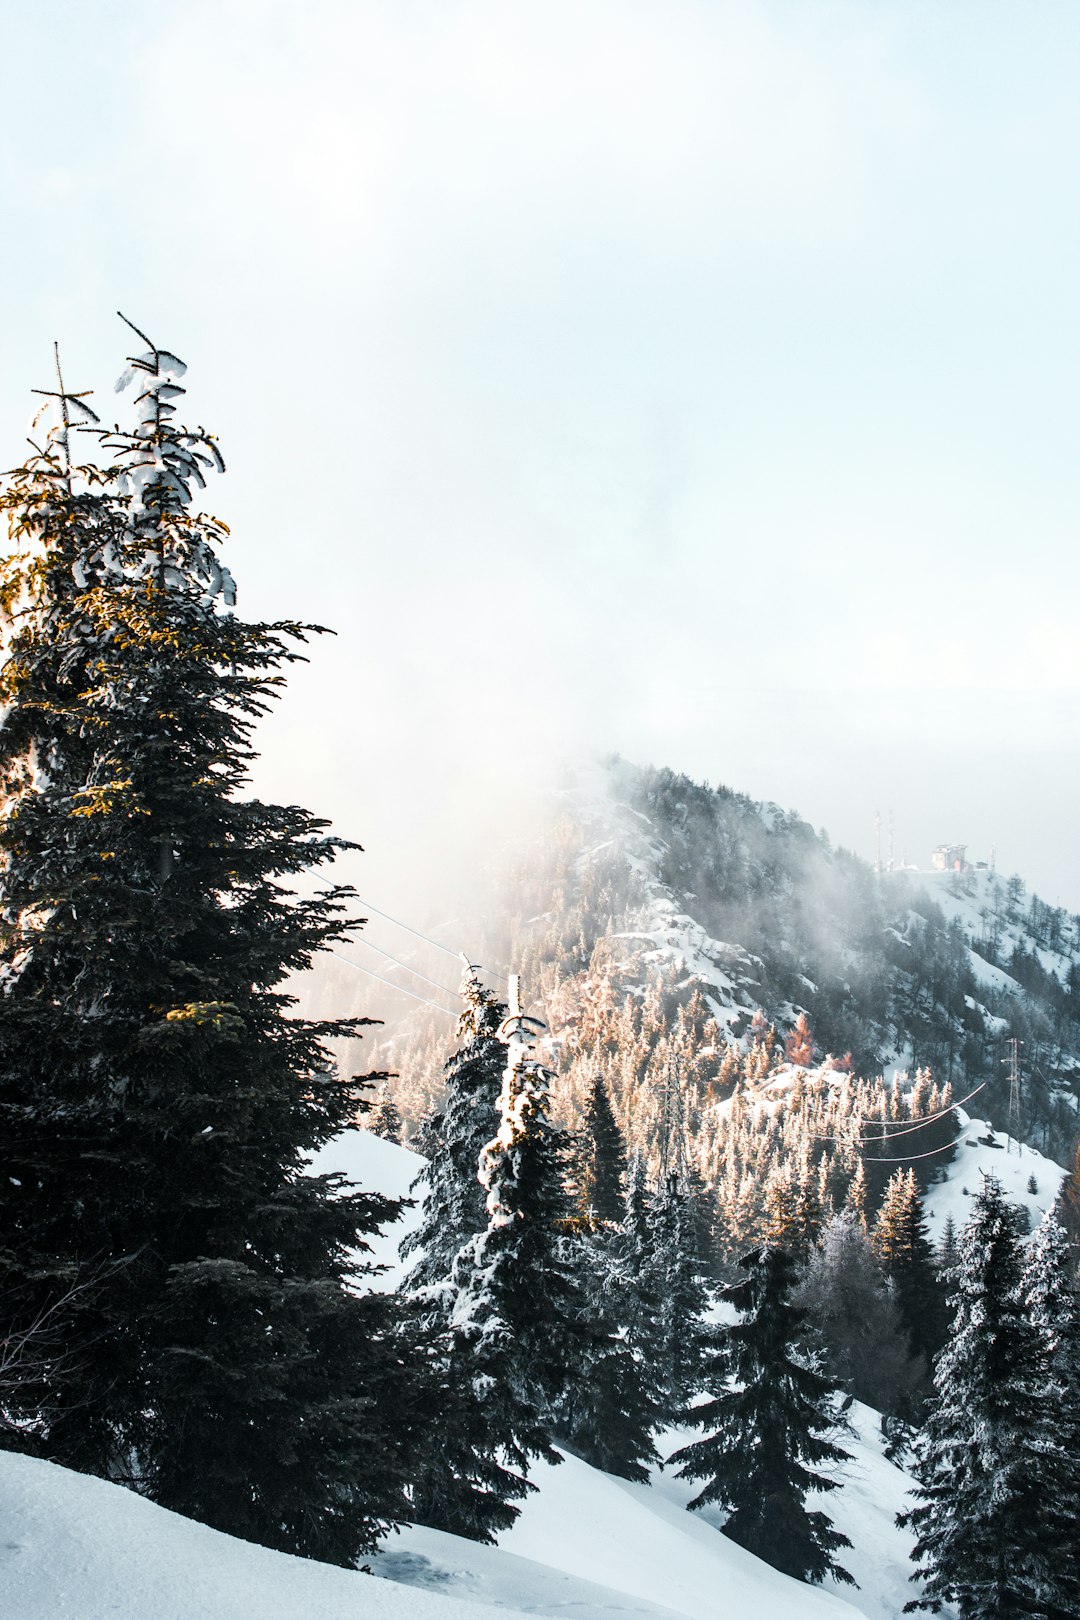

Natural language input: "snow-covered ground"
[921,1107,1065,1235]
[0,1447,534,1620]
[0,1414,921,1620]
[308,1125,423,1287]
[2,1127,975,1620]
[318,1131,939,1620]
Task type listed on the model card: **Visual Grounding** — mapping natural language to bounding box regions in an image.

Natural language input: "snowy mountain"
[357,756,1080,1196]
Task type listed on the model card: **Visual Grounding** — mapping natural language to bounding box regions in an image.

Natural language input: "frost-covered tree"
[1017,1214,1080,1620]
[402,968,506,1301]
[557,1144,663,1481]
[445,984,580,1500]
[872,1169,946,1368]
[785,1011,815,1068]
[652,1168,711,1417]
[371,1094,403,1143]
[615,1155,668,1401]
[555,1230,661,1482]
[901,1175,1065,1617]
[936,1214,958,1276]
[402,970,521,1542]
[0,330,421,1563]
[795,1210,924,1417]
[672,1245,854,1588]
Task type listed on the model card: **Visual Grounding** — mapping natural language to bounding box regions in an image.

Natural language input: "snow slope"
[0,1448,535,1620]
[921,1107,1066,1234]
[323,1131,939,1620]
[1,1128,944,1620]
[308,1125,424,1287]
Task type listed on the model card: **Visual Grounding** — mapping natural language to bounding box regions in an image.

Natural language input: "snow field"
[0,1128,953,1620]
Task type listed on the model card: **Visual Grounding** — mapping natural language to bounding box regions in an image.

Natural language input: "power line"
[329,950,458,1017]
[867,1135,972,1165]
[352,898,470,962]
[807,1080,988,1145]
[344,933,464,1001]
[351,896,510,981]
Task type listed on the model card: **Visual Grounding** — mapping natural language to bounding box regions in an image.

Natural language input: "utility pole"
[1003,1038,1022,1154]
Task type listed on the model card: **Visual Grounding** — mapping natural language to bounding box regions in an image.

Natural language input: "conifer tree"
[936,1214,958,1276]
[448,983,580,1479]
[401,970,522,1542]
[672,1246,855,1588]
[402,968,506,1300]
[901,1175,1064,1617]
[652,1168,710,1417]
[617,1155,668,1398]
[872,1169,947,1367]
[845,1157,869,1229]
[1018,1215,1080,1620]
[371,1095,403,1143]
[1059,1142,1080,1266]
[795,1210,923,1417]
[556,1227,661,1482]
[0,332,420,1563]
[577,1073,627,1226]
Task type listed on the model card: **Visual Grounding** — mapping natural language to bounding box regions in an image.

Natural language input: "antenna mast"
[1003,1037,1022,1154]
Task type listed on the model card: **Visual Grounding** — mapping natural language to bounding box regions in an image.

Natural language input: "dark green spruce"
[672,1245,855,1588]
[0,333,424,1564]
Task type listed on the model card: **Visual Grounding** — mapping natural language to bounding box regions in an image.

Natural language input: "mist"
[3,0,1079,990]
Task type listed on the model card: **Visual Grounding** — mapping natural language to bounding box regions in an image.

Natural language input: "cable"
[329,950,458,1016]
[862,1134,975,1165]
[352,896,510,982]
[352,898,468,961]
[344,934,464,1001]
[807,1080,988,1145]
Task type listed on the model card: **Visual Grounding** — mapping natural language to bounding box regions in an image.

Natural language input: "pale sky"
[3,1,1079,922]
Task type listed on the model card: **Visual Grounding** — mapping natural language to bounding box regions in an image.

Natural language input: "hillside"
[351,759,1079,1204]
[321,1131,934,1620]
[0,1127,934,1620]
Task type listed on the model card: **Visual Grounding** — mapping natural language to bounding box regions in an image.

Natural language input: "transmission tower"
[1003,1038,1022,1154]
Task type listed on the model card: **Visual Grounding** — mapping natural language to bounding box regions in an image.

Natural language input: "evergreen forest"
[2,332,1079,1620]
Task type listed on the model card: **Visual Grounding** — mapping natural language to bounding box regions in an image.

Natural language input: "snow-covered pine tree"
[555,1233,661,1482]
[652,1167,710,1417]
[794,1209,923,1417]
[672,1245,855,1587]
[371,1094,403,1142]
[936,1213,958,1276]
[0,331,422,1563]
[901,1175,1064,1617]
[445,982,579,1501]
[556,1151,662,1481]
[403,967,506,1299]
[1018,1214,1080,1620]
[616,1154,668,1401]
[1059,1143,1080,1266]
[401,969,523,1542]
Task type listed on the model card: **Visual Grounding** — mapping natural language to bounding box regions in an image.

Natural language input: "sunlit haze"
[3,1,1078,919]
